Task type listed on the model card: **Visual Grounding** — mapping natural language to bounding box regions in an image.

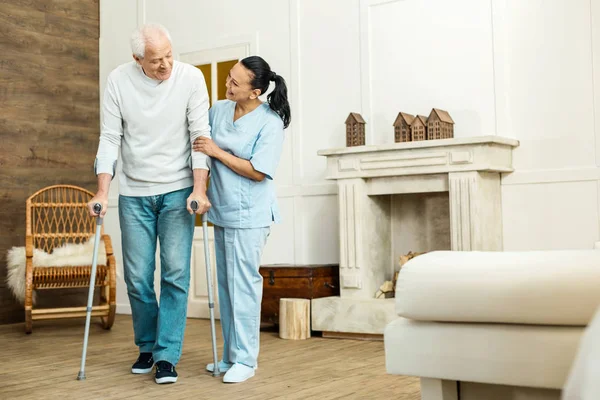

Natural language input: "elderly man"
[88,23,211,384]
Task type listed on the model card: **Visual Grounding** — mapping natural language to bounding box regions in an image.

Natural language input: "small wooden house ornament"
[393,112,415,143]
[427,108,454,140]
[411,115,428,141]
[345,112,366,147]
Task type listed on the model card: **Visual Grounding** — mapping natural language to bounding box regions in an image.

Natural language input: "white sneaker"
[206,360,233,373]
[206,361,258,373]
[223,363,256,383]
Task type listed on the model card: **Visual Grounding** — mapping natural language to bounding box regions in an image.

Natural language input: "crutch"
[191,200,220,377]
[77,203,103,381]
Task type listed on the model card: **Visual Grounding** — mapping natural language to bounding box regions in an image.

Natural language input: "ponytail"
[267,73,291,129]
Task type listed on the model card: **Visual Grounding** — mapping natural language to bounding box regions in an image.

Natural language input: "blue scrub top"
[206,100,285,229]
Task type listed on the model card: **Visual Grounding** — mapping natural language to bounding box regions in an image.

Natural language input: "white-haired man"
[88,23,211,384]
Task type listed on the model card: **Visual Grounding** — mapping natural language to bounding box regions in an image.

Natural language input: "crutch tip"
[77,372,86,380]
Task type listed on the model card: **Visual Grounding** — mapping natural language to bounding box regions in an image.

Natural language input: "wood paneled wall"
[0,0,100,324]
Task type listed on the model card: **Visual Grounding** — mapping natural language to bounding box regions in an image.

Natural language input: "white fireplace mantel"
[312,136,520,336]
[318,135,518,179]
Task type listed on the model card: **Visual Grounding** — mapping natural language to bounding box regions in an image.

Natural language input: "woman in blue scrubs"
[192,56,290,383]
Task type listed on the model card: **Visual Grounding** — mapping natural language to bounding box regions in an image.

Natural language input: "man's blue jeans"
[118,187,194,365]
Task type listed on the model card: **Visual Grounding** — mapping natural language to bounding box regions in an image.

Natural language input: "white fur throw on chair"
[6,237,106,304]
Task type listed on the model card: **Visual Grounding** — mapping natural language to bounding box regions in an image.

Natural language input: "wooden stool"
[279,298,311,340]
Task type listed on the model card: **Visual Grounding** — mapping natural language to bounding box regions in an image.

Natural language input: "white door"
[188,225,220,319]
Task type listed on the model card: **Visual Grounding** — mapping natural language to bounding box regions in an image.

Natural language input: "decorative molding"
[501,167,600,186]
[292,196,301,265]
[341,274,362,290]
[597,180,600,242]
[276,183,337,198]
[177,34,256,65]
[321,137,517,180]
[136,0,146,27]
[339,181,360,276]
[338,182,349,270]
[360,152,448,170]
[338,159,359,172]
[290,0,303,186]
[368,0,404,6]
[210,62,218,105]
[449,173,474,251]
[359,0,372,143]
[592,0,600,166]
[450,151,473,165]
[319,135,519,155]
[491,0,510,138]
[359,0,404,144]
[367,174,448,195]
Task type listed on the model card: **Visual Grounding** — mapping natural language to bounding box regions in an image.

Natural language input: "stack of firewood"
[376,251,426,299]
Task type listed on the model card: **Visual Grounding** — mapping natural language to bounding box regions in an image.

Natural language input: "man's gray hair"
[130,23,172,59]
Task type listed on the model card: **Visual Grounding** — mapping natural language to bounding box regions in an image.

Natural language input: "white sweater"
[95,60,211,196]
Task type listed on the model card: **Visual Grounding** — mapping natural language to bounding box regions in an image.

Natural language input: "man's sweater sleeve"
[95,74,122,176]
[187,68,211,170]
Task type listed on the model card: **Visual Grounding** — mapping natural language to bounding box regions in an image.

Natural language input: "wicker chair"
[24,185,116,333]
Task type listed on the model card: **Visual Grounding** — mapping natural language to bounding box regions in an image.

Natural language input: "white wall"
[100,0,600,311]
[495,0,600,250]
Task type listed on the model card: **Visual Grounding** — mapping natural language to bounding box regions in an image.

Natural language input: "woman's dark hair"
[240,56,291,129]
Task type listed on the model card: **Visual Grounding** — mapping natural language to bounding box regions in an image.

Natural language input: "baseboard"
[321,331,384,341]
[116,304,131,315]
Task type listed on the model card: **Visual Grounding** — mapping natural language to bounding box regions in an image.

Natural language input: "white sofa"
[384,250,600,400]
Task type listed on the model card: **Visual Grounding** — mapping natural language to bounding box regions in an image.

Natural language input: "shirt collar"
[135,63,165,87]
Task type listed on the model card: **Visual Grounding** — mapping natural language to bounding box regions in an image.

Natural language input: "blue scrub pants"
[214,225,270,368]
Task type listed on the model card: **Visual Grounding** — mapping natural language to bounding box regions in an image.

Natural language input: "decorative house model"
[427,108,454,140]
[410,115,428,141]
[393,112,415,143]
[345,112,366,147]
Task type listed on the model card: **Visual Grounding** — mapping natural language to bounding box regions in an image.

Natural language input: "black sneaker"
[155,360,178,384]
[131,352,154,374]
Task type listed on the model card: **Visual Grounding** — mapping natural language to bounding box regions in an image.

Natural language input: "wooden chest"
[259,264,339,326]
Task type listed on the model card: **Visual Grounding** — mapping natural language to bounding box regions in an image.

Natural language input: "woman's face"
[225,62,260,102]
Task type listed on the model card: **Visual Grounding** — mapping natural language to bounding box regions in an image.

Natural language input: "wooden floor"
[2,315,419,399]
